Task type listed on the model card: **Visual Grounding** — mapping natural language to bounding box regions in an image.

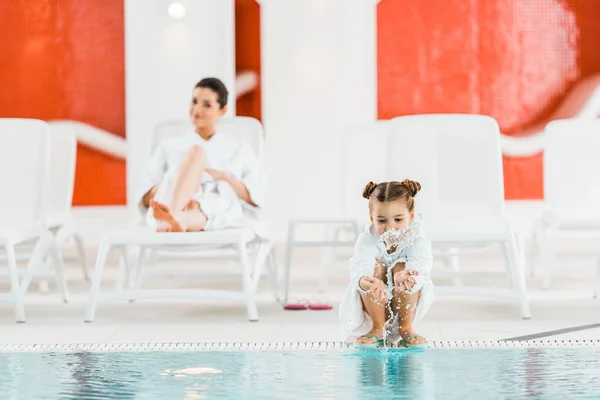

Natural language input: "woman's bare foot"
[399,325,427,345]
[150,200,184,232]
[357,327,384,345]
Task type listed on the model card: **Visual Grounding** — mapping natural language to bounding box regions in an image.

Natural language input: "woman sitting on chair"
[137,77,268,233]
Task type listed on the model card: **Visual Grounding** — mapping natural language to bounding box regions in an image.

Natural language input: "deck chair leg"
[115,256,126,291]
[528,219,544,278]
[239,241,258,322]
[49,236,69,303]
[73,233,89,282]
[119,246,132,289]
[267,248,281,302]
[130,246,148,303]
[506,235,531,319]
[501,241,516,289]
[5,244,25,323]
[84,239,112,322]
[594,255,600,299]
[20,234,50,300]
[515,232,527,279]
[283,222,296,304]
[115,245,134,292]
[252,241,272,292]
[37,256,50,294]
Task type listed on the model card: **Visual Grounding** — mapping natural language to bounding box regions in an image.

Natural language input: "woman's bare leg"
[153,201,208,232]
[174,200,208,232]
[357,265,387,345]
[391,262,426,345]
[152,145,208,232]
[169,144,206,211]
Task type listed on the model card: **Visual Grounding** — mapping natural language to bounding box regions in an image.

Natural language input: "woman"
[137,77,268,233]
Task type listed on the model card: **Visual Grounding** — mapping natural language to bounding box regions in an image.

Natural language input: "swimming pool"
[1,341,599,399]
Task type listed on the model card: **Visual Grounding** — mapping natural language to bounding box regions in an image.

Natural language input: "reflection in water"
[65,352,143,399]
[355,349,433,398]
[0,348,599,399]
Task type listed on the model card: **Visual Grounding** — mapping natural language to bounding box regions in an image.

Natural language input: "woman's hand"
[142,185,159,207]
[205,169,229,181]
[363,276,388,304]
[393,270,419,293]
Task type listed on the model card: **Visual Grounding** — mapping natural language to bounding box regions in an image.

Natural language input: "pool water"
[1,347,600,399]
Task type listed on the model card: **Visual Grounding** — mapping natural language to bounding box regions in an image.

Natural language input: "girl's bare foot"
[150,200,184,232]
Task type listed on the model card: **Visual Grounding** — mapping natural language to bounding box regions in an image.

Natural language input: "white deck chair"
[46,124,87,279]
[0,119,68,322]
[532,119,600,293]
[11,127,88,290]
[84,116,275,322]
[114,117,278,299]
[387,114,531,319]
[282,121,390,302]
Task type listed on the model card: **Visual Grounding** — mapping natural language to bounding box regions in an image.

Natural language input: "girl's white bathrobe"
[339,222,435,342]
[136,131,269,237]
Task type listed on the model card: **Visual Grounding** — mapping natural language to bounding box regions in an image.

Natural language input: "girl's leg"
[152,145,208,232]
[391,263,426,345]
[357,265,387,345]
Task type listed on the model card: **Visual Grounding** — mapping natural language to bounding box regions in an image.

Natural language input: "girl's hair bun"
[362,181,377,199]
[402,179,421,197]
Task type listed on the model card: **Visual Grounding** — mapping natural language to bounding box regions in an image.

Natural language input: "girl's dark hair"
[362,179,421,211]
[195,77,228,109]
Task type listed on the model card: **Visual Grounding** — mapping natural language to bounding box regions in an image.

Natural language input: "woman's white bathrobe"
[136,131,269,236]
[339,223,435,342]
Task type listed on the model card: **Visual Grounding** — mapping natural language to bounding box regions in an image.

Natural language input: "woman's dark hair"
[195,77,228,109]
[362,179,422,212]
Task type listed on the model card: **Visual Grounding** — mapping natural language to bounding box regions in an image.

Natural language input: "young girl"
[136,77,268,233]
[339,179,434,348]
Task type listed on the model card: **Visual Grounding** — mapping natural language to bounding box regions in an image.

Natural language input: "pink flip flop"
[308,298,333,310]
[283,299,309,310]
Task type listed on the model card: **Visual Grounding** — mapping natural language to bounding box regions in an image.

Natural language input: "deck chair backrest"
[151,116,265,159]
[339,121,390,223]
[0,119,50,226]
[46,128,77,220]
[544,119,600,217]
[385,117,439,216]
[388,114,505,217]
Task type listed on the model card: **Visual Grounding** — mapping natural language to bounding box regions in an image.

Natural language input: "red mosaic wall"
[235,0,262,121]
[0,0,126,205]
[378,0,600,199]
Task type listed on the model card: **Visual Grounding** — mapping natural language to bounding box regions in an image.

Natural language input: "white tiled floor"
[1,235,600,346]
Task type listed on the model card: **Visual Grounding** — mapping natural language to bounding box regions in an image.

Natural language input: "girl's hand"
[363,276,388,304]
[393,270,419,293]
[206,169,229,181]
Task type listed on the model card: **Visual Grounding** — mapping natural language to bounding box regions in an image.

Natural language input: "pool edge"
[0,340,599,352]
